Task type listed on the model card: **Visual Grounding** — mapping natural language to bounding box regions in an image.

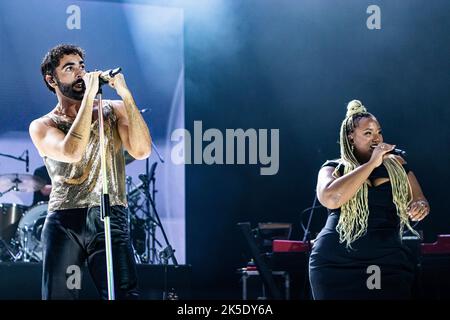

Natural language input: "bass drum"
[16,202,48,262]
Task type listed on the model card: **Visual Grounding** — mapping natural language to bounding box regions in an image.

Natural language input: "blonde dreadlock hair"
[335,100,418,247]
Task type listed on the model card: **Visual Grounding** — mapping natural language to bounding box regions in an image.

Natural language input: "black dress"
[309,160,416,300]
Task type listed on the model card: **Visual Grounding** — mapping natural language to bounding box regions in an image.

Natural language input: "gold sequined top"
[44,101,127,212]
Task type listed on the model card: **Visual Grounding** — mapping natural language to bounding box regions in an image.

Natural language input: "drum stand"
[142,161,161,264]
[0,240,20,262]
[0,182,20,262]
[19,227,31,262]
[126,162,169,264]
[138,159,178,300]
[125,152,178,299]
[18,226,41,262]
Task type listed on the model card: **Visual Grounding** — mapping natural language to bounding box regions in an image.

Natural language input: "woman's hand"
[368,142,396,168]
[407,200,430,221]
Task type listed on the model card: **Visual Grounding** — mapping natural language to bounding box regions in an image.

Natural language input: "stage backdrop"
[0,0,185,263]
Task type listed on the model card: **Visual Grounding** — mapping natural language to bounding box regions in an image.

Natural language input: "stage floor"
[0,262,191,300]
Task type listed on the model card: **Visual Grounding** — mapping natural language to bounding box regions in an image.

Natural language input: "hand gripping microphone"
[390,148,407,157]
[99,67,122,86]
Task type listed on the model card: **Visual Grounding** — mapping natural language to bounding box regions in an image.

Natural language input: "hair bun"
[346,99,367,118]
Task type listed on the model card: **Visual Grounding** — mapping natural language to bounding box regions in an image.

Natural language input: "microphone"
[99,67,122,85]
[25,150,29,172]
[140,108,151,114]
[390,148,407,157]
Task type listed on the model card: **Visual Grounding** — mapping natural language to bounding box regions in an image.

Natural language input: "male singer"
[29,44,151,299]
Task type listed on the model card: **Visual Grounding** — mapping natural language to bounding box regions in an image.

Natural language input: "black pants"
[41,206,139,300]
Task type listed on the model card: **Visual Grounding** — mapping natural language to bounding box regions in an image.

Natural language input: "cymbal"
[0,174,46,192]
[124,151,136,165]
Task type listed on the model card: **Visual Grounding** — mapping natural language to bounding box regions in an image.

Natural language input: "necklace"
[55,104,76,120]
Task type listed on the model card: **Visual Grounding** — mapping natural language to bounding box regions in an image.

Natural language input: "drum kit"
[0,147,177,266]
[0,170,151,264]
[0,173,48,262]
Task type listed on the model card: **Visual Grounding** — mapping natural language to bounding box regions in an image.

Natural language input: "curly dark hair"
[40,44,85,93]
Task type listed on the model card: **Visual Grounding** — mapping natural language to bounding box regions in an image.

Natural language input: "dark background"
[14,0,450,298]
[176,0,449,298]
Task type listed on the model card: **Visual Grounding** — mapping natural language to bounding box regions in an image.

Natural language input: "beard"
[55,77,86,101]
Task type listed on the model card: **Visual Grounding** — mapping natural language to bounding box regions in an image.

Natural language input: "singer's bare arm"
[109,74,151,160]
[317,162,377,209]
[29,72,100,163]
[317,143,395,209]
[406,171,430,221]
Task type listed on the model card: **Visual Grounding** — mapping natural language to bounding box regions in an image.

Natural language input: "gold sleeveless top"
[44,101,127,212]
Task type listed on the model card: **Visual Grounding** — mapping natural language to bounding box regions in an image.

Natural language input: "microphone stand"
[128,99,177,298]
[140,159,178,300]
[135,132,165,263]
[145,161,158,264]
[97,84,115,300]
[137,108,166,263]
[0,150,29,172]
[0,152,29,202]
[140,159,177,265]
[0,185,19,198]
[150,141,165,164]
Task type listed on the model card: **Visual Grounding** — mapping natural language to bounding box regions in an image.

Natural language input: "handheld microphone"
[391,148,407,157]
[140,108,151,114]
[99,67,122,85]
